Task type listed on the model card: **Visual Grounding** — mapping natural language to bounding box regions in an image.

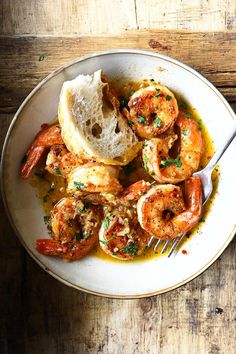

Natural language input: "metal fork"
[148,122,236,257]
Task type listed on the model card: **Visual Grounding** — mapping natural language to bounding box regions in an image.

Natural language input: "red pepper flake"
[207,155,212,160]
[182,249,188,255]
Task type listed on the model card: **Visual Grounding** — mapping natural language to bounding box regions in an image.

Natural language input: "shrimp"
[137,176,202,240]
[143,111,203,183]
[127,84,178,139]
[75,180,151,208]
[36,197,101,260]
[45,145,89,178]
[99,207,150,260]
[21,124,64,178]
[67,162,123,194]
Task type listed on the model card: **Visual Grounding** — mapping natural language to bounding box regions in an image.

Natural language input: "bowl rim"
[1,48,235,299]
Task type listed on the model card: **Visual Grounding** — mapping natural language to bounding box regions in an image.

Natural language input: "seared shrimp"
[99,207,150,260]
[76,180,151,208]
[127,84,178,139]
[143,111,203,183]
[21,124,64,178]
[137,176,202,240]
[46,145,89,178]
[36,197,101,260]
[67,162,123,194]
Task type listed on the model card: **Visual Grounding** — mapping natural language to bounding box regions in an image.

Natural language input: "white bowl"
[1,49,236,298]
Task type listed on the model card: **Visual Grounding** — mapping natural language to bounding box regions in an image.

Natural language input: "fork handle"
[206,122,236,172]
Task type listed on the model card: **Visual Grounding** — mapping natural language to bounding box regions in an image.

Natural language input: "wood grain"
[0,30,236,113]
[0,0,235,35]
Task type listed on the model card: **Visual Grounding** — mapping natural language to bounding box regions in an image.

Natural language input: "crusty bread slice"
[58,70,141,165]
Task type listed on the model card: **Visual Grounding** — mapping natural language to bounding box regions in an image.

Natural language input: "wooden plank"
[136,0,236,31]
[0,0,137,35]
[0,31,236,113]
[0,113,235,353]
[0,0,236,35]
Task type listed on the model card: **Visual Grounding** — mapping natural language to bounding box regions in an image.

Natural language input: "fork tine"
[161,240,171,254]
[168,234,185,257]
[154,239,162,252]
[147,236,155,247]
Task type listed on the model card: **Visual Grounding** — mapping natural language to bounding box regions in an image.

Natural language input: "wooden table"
[0,1,235,353]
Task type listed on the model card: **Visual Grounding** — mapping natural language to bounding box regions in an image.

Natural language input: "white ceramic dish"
[1,49,236,298]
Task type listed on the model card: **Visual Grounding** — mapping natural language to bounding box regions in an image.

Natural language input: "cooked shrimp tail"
[36,238,98,261]
[20,124,64,178]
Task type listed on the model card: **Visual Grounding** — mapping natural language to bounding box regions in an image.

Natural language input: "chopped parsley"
[100,236,114,246]
[128,120,134,127]
[130,90,135,96]
[184,112,192,119]
[155,93,161,98]
[179,101,187,110]
[78,205,85,213]
[143,155,149,173]
[155,88,160,91]
[39,54,45,61]
[102,215,113,230]
[197,119,203,131]
[123,243,138,256]
[75,231,83,240]
[137,115,145,124]
[150,78,155,82]
[142,245,148,254]
[154,117,162,128]
[54,166,61,175]
[160,156,182,168]
[166,95,172,101]
[74,181,86,190]
[182,129,189,136]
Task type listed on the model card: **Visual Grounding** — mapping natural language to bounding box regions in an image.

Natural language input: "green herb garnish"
[154,117,162,128]
[75,231,83,240]
[102,215,113,230]
[100,236,114,246]
[137,115,145,124]
[184,113,192,119]
[155,88,160,91]
[54,167,61,175]
[180,101,187,110]
[143,155,149,173]
[150,78,155,82]
[39,54,45,61]
[123,243,138,256]
[166,95,172,101]
[182,129,189,136]
[160,156,182,168]
[74,181,86,190]
[155,94,161,98]
[78,205,85,213]
[128,120,134,127]
[130,90,135,96]
[142,245,148,254]
[197,119,203,131]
